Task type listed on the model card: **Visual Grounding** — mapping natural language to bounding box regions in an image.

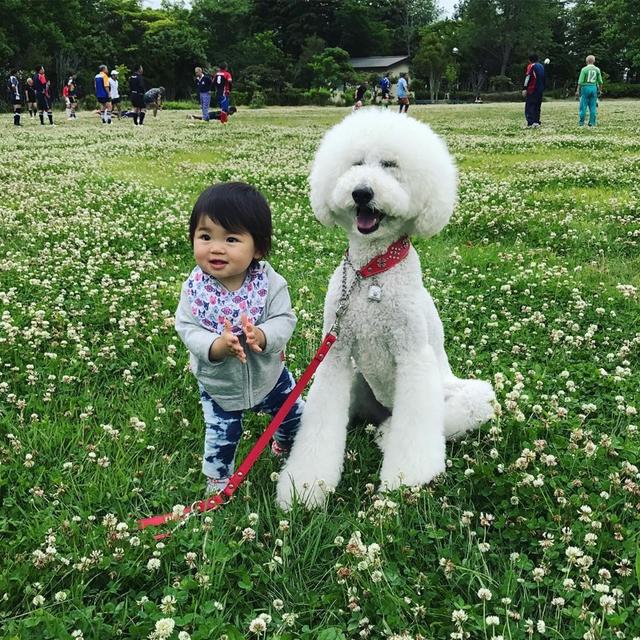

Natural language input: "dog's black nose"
[352,187,374,205]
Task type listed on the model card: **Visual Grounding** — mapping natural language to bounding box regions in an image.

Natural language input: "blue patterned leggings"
[199,367,303,481]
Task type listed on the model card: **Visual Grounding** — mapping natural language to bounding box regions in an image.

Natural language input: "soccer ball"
[544,58,550,65]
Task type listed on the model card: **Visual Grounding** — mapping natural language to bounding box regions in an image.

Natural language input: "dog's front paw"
[276,470,333,511]
[378,456,446,493]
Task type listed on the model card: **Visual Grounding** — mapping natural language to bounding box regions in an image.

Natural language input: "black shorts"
[12,96,22,106]
[97,96,110,105]
[381,90,390,99]
[68,96,77,104]
[36,94,50,110]
[131,93,145,109]
[111,97,121,104]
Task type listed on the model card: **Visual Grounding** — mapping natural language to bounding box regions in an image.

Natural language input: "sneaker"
[531,123,541,128]
[271,440,290,458]
[206,477,229,494]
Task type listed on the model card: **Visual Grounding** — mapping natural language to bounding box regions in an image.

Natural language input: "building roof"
[349,56,409,69]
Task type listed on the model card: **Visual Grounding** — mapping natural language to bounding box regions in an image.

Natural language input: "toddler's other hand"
[222,319,247,363]
[242,314,263,353]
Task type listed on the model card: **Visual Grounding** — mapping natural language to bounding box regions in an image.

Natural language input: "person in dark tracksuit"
[33,65,54,126]
[128,64,146,126]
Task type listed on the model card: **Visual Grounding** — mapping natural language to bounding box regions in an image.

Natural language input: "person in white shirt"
[109,70,121,119]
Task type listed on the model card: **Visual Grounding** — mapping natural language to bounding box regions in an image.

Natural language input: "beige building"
[349,55,410,78]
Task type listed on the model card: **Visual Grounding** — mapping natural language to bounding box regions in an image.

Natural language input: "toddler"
[175,182,303,494]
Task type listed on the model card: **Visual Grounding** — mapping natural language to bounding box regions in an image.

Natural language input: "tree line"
[1,0,639,104]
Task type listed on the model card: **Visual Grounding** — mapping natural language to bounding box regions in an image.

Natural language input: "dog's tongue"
[357,209,379,231]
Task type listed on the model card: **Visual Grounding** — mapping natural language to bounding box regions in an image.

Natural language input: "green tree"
[307,47,354,89]
[413,21,457,101]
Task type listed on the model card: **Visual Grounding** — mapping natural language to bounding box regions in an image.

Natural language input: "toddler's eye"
[381,160,397,169]
[199,233,210,241]
[226,237,240,243]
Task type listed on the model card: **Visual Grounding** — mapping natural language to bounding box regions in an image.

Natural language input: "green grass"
[0,101,639,640]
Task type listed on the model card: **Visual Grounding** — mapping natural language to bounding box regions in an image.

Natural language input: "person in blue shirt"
[396,72,409,114]
[522,53,545,128]
[380,73,391,108]
[94,65,112,125]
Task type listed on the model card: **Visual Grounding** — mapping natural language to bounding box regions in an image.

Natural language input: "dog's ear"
[410,169,458,238]
[406,123,459,238]
[309,147,339,227]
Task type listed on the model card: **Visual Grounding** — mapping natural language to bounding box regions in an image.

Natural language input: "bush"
[233,91,249,106]
[600,82,640,98]
[490,75,514,91]
[303,87,331,105]
[249,91,266,109]
[163,100,198,110]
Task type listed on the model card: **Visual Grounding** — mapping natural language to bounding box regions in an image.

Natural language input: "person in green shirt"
[576,55,603,127]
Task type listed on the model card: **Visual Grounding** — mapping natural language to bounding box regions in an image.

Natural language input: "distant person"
[353,82,368,111]
[109,70,122,118]
[397,72,409,113]
[522,52,545,128]
[188,105,237,121]
[128,64,146,126]
[62,77,78,120]
[33,65,54,126]
[576,54,603,127]
[213,62,233,123]
[380,73,391,107]
[195,66,212,121]
[144,86,165,117]
[25,77,37,118]
[7,70,22,126]
[95,64,112,124]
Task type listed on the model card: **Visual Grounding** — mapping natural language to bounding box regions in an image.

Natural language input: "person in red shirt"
[213,62,233,123]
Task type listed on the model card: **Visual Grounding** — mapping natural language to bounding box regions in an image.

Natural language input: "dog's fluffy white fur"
[277,109,495,509]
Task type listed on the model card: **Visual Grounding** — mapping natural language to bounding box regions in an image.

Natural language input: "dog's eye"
[353,160,364,166]
[381,160,397,169]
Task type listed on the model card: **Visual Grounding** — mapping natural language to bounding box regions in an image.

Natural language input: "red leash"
[137,333,337,538]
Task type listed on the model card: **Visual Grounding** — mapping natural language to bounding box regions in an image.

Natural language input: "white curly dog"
[277,108,495,509]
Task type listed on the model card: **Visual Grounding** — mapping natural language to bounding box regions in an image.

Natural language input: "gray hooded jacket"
[175,261,296,410]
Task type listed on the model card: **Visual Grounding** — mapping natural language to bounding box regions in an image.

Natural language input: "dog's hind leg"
[443,377,495,439]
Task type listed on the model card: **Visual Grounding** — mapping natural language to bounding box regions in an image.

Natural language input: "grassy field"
[0,102,639,640]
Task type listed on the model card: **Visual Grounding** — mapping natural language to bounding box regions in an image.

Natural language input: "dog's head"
[309,109,457,242]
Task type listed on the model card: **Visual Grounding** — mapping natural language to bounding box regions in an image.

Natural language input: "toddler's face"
[193,216,261,291]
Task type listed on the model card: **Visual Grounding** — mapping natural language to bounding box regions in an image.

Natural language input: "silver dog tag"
[368,284,382,302]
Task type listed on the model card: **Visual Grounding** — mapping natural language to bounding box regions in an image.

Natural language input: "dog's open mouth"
[356,205,385,234]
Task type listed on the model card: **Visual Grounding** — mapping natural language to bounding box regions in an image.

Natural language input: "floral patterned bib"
[186,264,269,336]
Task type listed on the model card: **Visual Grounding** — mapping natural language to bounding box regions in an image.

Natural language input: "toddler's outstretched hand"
[213,320,247,363]
[242,314,264,353]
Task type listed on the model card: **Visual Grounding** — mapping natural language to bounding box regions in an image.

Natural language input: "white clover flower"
[451,609,468,623]
[600,595,616,614]
[32,594,45,606]
[477,588,492,601]
[147,558,161,571]
[486,615,500,625]
[248,617,267,633]
[151,617,175,639]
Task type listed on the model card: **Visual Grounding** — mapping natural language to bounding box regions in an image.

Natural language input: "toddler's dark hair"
[189,182,272,258]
